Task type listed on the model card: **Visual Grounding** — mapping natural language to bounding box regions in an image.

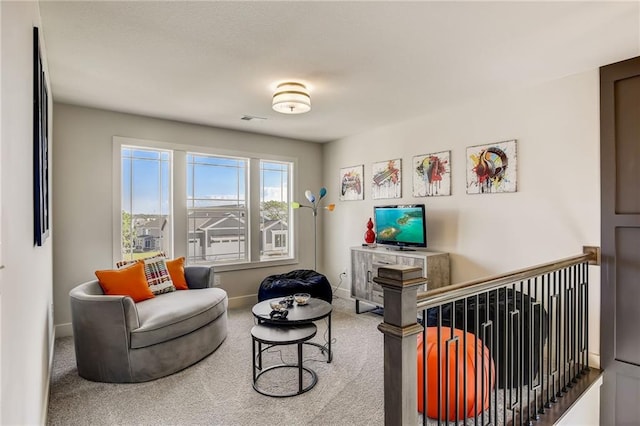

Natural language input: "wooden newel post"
[375,265,425,426]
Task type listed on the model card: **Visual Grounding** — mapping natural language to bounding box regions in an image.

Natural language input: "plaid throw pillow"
[116,252,175,295]
[116,251,166,269]
[142,256,176,295]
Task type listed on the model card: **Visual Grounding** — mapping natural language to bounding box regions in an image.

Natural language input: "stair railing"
[376,247,601,426]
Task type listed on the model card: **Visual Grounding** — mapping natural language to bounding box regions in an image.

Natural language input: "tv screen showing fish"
[373,204,427,250]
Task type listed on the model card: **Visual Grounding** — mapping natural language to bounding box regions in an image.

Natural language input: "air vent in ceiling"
[241,115,267,121]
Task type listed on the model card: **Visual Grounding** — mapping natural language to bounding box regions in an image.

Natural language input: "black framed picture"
[34,27,49,246]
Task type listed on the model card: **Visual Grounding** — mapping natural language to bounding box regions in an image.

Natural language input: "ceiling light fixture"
[272,82,311,114]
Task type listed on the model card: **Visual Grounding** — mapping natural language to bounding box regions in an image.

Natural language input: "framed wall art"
[413,151,451,197]
[371,159,401,199]
[466,139,517,194]
[33,27,50,246]
[339,164,364,201]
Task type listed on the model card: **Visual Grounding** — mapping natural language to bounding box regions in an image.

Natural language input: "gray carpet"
[47,297,386,426]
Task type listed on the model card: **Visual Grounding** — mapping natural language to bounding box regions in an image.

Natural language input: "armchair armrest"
[69,280,140,382]
[184,265,215,289]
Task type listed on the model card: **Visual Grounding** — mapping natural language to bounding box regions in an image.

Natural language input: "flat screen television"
[373,204,427,250]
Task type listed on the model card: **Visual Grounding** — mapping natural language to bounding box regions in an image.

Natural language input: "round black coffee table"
[252,297,333,363]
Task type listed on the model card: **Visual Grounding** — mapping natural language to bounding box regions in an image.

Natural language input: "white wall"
[322,70,601,366]
[52,104,324,334]
[0,4,3,419]
[556,375,603,426]
[1,2,55,424]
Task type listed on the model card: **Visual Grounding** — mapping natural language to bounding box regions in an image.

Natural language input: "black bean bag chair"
[258,269,333,303]
[425,288,547,388]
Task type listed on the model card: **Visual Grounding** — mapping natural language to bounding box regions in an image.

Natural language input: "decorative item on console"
[364,217,376,244]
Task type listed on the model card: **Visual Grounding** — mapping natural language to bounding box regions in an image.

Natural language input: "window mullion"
[248,157,261,262]
[173,150,186,259]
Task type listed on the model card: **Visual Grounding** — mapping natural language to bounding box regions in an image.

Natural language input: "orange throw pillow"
[95,262,155,302]
[166,257,189,290]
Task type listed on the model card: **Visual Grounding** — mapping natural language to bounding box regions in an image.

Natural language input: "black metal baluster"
[561,267,569,394]
[566,267,574,389]
[547,272,556,405]
[449,328,458,425]
[508,287,513,413]
[583,261,590,375]
[492,289,500,426]
[578,264,589,377]
[462,299,468,425]
[444,327,452,426]
[473,295,480,426]
[518,281,525,426]
[576,263,581,380]
[530,277,541,422]
[481,317,493,426]
[437,306,442,426]
[556,269,564,398]
[509,285,522,424]
[422,308,427,426]
[541,273,549,414]
[552,270,560,403]
[571,265,582,384]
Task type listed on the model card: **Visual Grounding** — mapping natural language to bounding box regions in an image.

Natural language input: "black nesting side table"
[251,323,318,397]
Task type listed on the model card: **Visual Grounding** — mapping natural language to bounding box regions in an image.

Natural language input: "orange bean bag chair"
[417,327,495,420]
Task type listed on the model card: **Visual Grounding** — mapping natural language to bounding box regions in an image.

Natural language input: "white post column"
[375,265,425,426]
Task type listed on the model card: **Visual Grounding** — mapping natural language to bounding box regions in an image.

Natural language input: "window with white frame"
[186,153,248,264]
[260,160,291,260]
[120,146,171,261]
[117,138,294,268]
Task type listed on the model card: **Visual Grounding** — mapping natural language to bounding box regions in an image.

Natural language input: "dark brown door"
[600,56,640,425]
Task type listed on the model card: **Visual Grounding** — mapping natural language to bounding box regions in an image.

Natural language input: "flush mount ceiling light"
[272,82,311,114]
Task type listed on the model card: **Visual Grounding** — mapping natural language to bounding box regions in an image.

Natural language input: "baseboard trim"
[55,322,73,338]
[332,287,350,300]
[42,327,56,425]
[228,294,257,309]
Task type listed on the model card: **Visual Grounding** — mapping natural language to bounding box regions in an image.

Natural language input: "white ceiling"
[39,1,640,143]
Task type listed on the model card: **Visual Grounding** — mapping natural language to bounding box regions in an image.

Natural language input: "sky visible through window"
[123,148,288,214]
[261,161,289,203]
[187,154,246,208]
[122,147,170,215]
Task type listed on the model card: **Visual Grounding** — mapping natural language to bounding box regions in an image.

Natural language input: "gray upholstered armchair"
[69,266,228,383]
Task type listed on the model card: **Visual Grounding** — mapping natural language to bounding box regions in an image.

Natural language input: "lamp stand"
[313,209,318,271]
[292,187,334,273]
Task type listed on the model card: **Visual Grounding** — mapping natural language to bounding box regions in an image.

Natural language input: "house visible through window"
[260,160,291,260]
[187,153,247,264]
[118,140,294,268]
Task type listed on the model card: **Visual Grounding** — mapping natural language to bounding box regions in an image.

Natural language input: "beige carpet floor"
[47,296,386,426]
